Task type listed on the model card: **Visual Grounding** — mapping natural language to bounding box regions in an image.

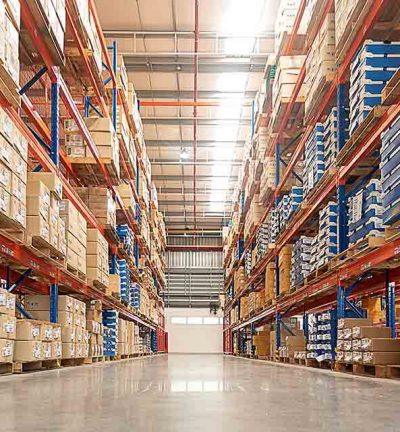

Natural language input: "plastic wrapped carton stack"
[274,0,305,53]
[347,179,384,246]
[303,123,325,197]
[117,259,130,303]
[307,311,334,362]
[380,113,400,225]
[288,186,303,219]
[278,245,293,295]
[103,309,118,357]
[86,300,103,358]
[323,107,349,171]
[116,223,135,257]
[0,286,16,363]
[290,236,313,288]
[59,199,87,275]
[24,295,88,360]
[349,41,400,136]
[14,319,62,362]
[0,108,28,228]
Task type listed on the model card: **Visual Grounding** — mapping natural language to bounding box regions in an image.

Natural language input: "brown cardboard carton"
[363,352,400,365]
[0,288,15,316]
[0,315,16,340]
[42,322,61,341]
[14,340,43,362]
[52,341,62,359]
[62,342,75,359]
[361,338,400,352]
[0,339,13,363]
[16,319,42,341]
[42,341,53,359]
[0,186,11,217]
[24,295,75,312]
[61,326,76,343]
[27,172,62,199]
[352,326,391,340]
[337,318,372,330]
[27,216,49,242]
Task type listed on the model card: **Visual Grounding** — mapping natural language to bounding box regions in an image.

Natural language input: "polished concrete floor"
[1,354,400,431]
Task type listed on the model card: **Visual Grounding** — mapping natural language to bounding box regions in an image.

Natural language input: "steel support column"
[50,75,60,167]
[50,283,59,323]
[385,270,396,338]
[275,312,281,357]
[111,41,117,130]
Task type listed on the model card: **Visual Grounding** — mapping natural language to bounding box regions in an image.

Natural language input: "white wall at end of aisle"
[166,308,223,354]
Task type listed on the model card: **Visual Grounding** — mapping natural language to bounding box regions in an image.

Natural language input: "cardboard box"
[42,322,61,341]
[0,288,15,316]
[337,318,372,330]
[363,352,400,365]
[29,310,74,327]
[361,338,400,352]
[52,341,62,359]
[16,319,42,341]
[61,326,76,343]
[0,338,13,363]
[27,172,62,199]
[14,341,43,362]
[42,342,53,359]
[27,216,49,242]
[62,342,75,359]
[24,295,75,312]
[352,326,391,340]
[0,315,16,339]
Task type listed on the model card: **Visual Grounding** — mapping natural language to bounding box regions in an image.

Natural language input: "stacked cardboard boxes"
[103,309,118,356]
[274,0,305,53]
[86,300,103,358]
[75,186,116,229]
[303,124,325,197]
[336,317,372,363]
[280,333,306,358]
[37,0,65,51]
[0,287,15,363]
[14,319,62,362]
[253,330,270,357]
[24,295,88,359]
[59,199,87,274]
[264,261,276,303]
[0,108,27,227]
[86,228,109,287]
[290,236,313,288]
[278,245,293,295]
[347,179,385,246]
[307,311,334,361]
[304,14,336,117]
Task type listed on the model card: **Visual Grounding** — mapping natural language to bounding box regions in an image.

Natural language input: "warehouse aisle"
[0,355,400,431]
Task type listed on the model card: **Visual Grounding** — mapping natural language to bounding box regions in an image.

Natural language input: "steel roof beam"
[146,140,244,148]
[142,117,251,125]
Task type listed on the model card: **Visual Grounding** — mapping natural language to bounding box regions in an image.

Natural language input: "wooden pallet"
[0,363,13,375]
[305,262,330,284]
[66,264,87,282]
[0,58,21,108]
[383,365,400,379]
[305,358,333,370]
[382,68,400,106]
[61,357,86,367]
[271,95,305,133]
[26,235,66,266]
[352,363,387,379]
[88,278,108,292]
[294,358,306,366]
[83,356,105,365]
[0,213,25,244]
[275,31,306,59]
[334,361,354,374]
[13,359,61,374]
[69,157,120,186]
[384,218,400,242]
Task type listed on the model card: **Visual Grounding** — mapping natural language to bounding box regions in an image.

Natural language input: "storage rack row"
[0,0,167,351]
[223,0,400,363]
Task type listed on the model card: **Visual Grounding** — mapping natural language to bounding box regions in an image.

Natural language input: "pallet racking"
[0,0,168,364]
[223,0,400,370]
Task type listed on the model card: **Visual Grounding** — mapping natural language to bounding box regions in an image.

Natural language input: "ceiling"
[95,0,279,232]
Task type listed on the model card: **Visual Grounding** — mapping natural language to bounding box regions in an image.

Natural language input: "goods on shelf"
[279,333,306,358]
[347,178,384,246]
[290,236,313,288]
[59,199,87,275]
[303,124,325,197]
[380,113,400,225]
[264,261,276,302]
[0,107,28,228]
[244,250,252,277]
[323,106,349,171]
[244,194,264,240]
[75,186,117,229]
[361,298,385,324]
[37,0,65,52]
[14,319,62,362]
[24,295,88,359]
[117,183,136,215]
[103,309,118,356]
[304,14,335,118]
[349,41,400,136]
[0,0,20,103]
[86,300,103,357]
[0,288,15,363]
[307,312,334,361]
[278,244,293,295]
[86,228,109,287]
[253,330,270,357]
[104,54,128,97]
[270,318,301,355]
[274,0,306,53]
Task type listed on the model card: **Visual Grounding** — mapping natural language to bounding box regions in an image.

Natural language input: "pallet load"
[244,195,264,241]
[323,106,349,171]
[24,295,88,360]
[117,259,130,303]
[103,309,118,357]
[117,318,128,356]
[304,14,335,118]
[0,0,20,106]
[86,228,109,289]
[336,317,372,363]
[290,236,313,288]
[288,186,303,219]
[244,250,252,277]
[270,318,301,356]
[279,333,306,359]
[274,0,305,54]
[0,287,15,364]
[278,244,293,295]
[116,224,135,257]
[130,282,141,310]
[276,195,290,235]
[307,311,334,362]
[64,117,120,182]
[303,124,325,197]
[14,319,62,363]
[380,113,400,225]
[75,187,117,230]
[347,179,385,246]
[264,261,276,303]
[59,199,87,277]
[256,223,269,262]
[86,300,103,358]
[349,41,400,136]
